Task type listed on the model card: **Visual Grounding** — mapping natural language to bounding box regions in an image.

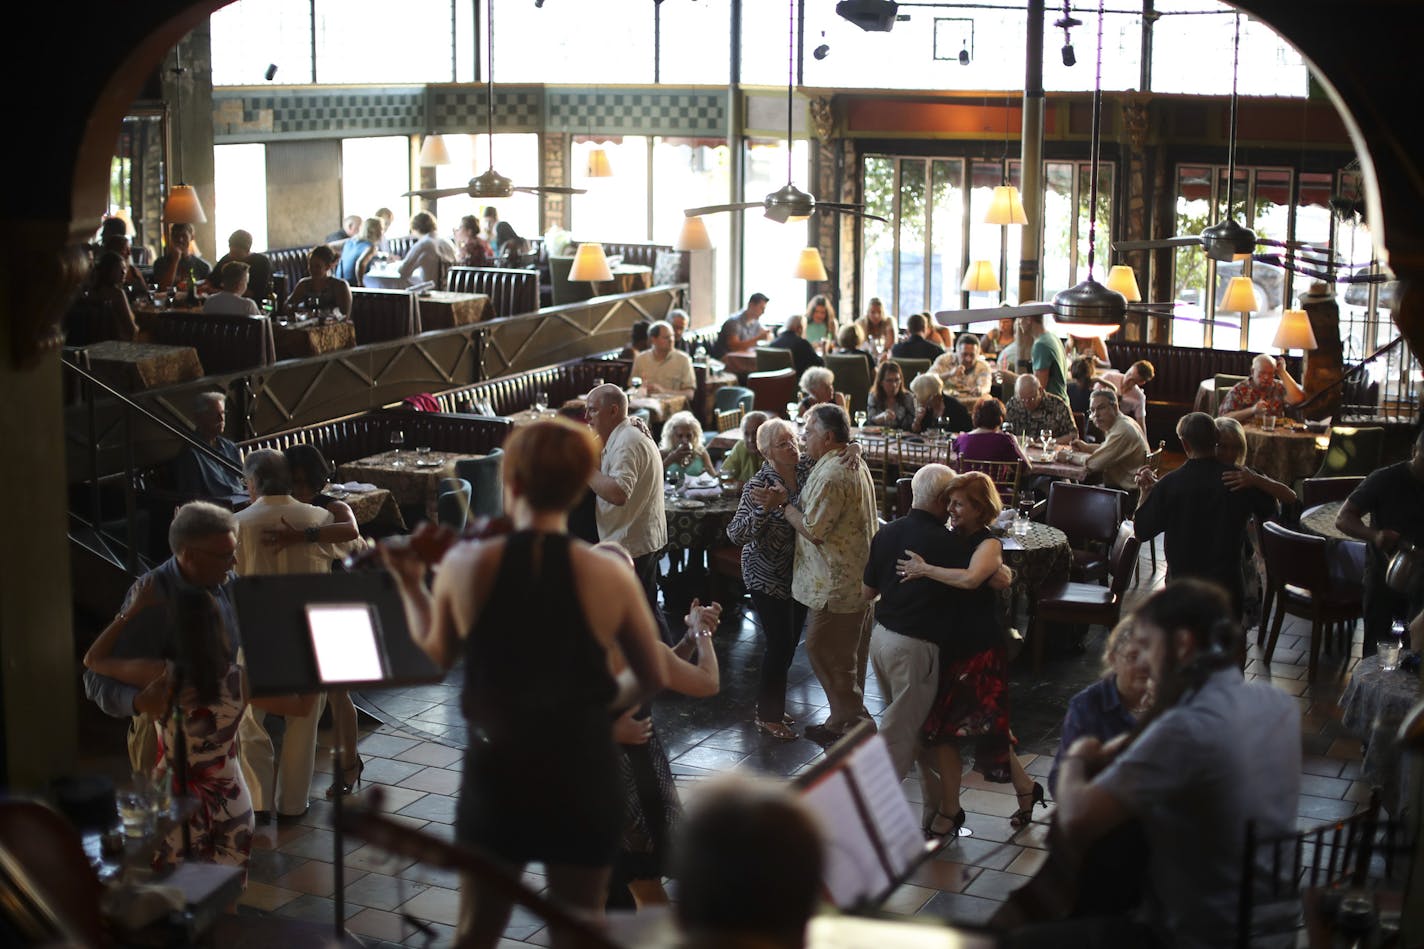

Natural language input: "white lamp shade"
[961,260,1000,293]
[984,185,1028,225]
[675,216,712,251]
[1104,265,1142,302]
[1221,276,1259,312]
[793,247,829,281]
[418,134,451,166]
[163,184,207,224]
[586,148,614,177]
[1272,309,1318,351]
[569,242,614,282]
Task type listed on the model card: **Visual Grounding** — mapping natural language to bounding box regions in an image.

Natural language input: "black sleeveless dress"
[456,531,623,866]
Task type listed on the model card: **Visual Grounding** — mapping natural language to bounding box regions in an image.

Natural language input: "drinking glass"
[786,402,799,420]
[389,429,406,466]
[592,376,605,389]
[1378,640,1402,671]
[415,445,433,464]
[854,411,867,429]
[1040,428,1053,454]
[1262,412,1278,432]
[629,376,644,392]
[533,391,549,415]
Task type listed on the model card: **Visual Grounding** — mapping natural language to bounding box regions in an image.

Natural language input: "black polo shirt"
[1347,461,1424,545]
[891,335,945,361]
[864,509,965,648]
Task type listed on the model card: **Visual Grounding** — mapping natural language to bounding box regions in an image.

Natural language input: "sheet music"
[846,738,929,877]
[801,773,892,906]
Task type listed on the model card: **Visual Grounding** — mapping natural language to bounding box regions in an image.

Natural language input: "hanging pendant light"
[1272,308,1318,353]
[961,260,1001,293]
[1104,265,1141,302]
[569,242,614,282]
[586,147,614,178]
[793,247,828,281]
[1201,14,1257,262]
[1220,252,1258,312]
[418,133,451,166]
[163,49,207,225]
[1051,0,1123,339]
[675,216,712,251]
[985,185,1028,226]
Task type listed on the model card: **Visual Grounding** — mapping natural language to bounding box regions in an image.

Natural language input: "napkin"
[684,487,722,500]
[685,472,720,490]
[337,482,378,493]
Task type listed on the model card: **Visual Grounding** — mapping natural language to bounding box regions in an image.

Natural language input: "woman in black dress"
[896,470,1043,839]
[383,419,667,947]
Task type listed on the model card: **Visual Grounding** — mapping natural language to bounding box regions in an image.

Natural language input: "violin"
[342,514,514,571]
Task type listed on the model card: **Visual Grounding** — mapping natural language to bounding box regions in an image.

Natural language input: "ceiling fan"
[683,0,885,224]
[1109,15,1386,287]
[404,0,584,202]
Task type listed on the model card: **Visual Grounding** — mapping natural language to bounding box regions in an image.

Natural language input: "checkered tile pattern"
[547,89,725,136]
[214,89,424,140]
[431,86,543,131]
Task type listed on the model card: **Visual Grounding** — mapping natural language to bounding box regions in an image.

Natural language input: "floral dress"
[152,663,255,876]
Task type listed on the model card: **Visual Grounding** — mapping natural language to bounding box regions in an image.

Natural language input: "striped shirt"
[725,458,813,598]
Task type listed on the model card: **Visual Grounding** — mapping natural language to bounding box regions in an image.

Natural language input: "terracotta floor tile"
[397,884,462,927]
[237,881,301,912]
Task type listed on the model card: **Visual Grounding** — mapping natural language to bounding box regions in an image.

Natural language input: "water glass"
[854,411,867,429]
[533,391,549,414]
[389,429,406,466]
[786,402,799,420]
[1261,411,1278,432]
[117,777,156,838]
[1377,640,1401,671]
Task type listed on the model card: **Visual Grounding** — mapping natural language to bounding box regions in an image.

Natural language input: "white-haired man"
[587,383,671,643]
[1004,373,1076,443]
[1217,353,1305,422]
[174,391,246,500]
[631,320,697,399]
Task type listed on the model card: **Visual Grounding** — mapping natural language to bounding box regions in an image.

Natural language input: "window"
[313,0,455,84]
[214,143,269,252]
[652,138,731,319]
[492,1,652,83]
[658,0,731,85]
[432,134,541,241]
[211,0,313,86]
[341,136,411,233]
[570,137,650,244]
[1150,2,1309,97]
[741,138,810,323]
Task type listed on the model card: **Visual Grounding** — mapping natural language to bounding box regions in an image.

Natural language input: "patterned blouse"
[726,458,813,598]
[867,389,917,429]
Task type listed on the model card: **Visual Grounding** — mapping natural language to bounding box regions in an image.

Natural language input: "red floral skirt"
[919,646,1014,782]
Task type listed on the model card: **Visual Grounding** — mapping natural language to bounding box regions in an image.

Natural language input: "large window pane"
[1241,168,1291,351]
[1075,162,1113,282]
[1042,162,1075,300]
[741,139,809,324]
[861,157,895,321]
[214,143,269,253]
[432,134,540,241]
[571,137,650,244]
[342,136,411,235]
[212,0,313,86]
[659,0,730,85]
[1003,161,1024,305]
[314,0,453,84]
[1151,2,1308,96]
[1172,164,1211,347]
[493,2,652,83]
[929,160,965,314]
[897,160,926,320]
[652,138,731,319]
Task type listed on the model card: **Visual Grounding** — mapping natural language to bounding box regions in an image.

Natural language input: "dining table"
[361,260,407,290]
[595,264,653,297]
[271,317,358,360]
[1024,445,1092,482]
[336,449,486,524]
[1299,501,1368,584]
[664,490,741,555]
[627,389,688,424]
[1243,420,1327,486]
[1339,653,1421,815]
[418,291,491,330]
[83,339,205,391]
[994,517,1074,614]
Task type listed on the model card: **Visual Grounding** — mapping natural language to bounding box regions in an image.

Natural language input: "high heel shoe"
[1009,781,1046,829]
[925,808,967,841]
[326,755,364,799]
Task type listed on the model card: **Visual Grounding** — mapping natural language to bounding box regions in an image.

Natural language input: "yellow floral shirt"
[792,447,878,612]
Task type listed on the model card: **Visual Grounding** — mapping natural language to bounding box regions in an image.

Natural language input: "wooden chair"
[705,386,754,446]
[956,457,1023,507]
[714,406,744,434]
[1300,475,1364,509]
[1236,788,1408,949]
[1046,482,1127,584]
[746,368,797,420]
[1258,521,1363,677]
[1029,520,1140,672]
[859,431,898,519]
[1213,373,1248,414]
[754,346,795,373]
[894,433,952,480]
[893,477,914,519]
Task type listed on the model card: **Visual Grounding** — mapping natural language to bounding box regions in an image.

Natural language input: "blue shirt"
[82,557,239,718]
[173,437,245,499]
[1047,675,1138,795]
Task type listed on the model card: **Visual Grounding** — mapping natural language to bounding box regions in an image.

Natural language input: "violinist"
[1012,580,1300,949]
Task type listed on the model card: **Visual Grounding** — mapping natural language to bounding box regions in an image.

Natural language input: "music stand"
[233,571,443,942]
[794,722,948,913]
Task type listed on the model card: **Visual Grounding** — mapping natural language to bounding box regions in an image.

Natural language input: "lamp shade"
[984,185,1028,225]
[418,134,451,166]
[961,260,1000,293]
[569,242,614,282]
[675,216,712,251]
[586,147,614,177]
[1104,265,1141,302]
[1272,309,1318,351]
[163,184,207,225]
[1221,276,1259,313]
[793,247,828,281]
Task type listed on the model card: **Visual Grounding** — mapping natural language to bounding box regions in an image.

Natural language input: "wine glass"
[629,376,644,394]
[389,429,406,466]
[854,410,867,429]
[1039,428,1053,455]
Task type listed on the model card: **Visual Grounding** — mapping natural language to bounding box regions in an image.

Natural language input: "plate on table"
[858,426,884,436]
[413,458,446,468]
[671,499,705,510]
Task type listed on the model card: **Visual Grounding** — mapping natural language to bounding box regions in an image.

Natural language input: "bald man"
[1005,373,1076,444]
[586,384,671,643]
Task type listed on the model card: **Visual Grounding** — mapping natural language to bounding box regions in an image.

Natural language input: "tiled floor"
[218,544,1371,946]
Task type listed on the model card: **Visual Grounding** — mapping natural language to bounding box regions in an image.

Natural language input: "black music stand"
[233,571,443,942]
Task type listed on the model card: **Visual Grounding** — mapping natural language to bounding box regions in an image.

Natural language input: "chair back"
[549,256,594,306]
[1107,520,1141,597]
[1046,482,1125,550]
[443,266,539,317]
[436,477,472,530]
[1144,439,1166,474]
[956,457,1023,506]
[713,385,754,415]
[1213,373,1248,413]
[894,433,952,477]
[894,477,913,519]
[746,368,797,419]
[1314,426,1385,479]
[891,357,931,383]
[454,448,503,518]
[349,287,419,342]
[824,353,872,416]
[1259,520,1331,593]
[1300,475,1364,509]
[1072,411,1088,440]
[714,407,744,433]
[754,346,795,373]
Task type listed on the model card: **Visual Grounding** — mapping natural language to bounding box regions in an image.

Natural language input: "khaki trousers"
[804,605,873,733]
[239,693,328,815]
[869,623,943,827]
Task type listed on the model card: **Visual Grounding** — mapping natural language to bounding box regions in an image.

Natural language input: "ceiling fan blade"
[933,303,1054,326]
[683,202,761,217]
[1256,237,1321,252]
[1112,236,1201,252]
[513,185,588,195]
[401,187,473,200]
[816,203,890,224]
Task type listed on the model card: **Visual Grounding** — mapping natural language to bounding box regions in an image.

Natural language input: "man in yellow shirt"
[631,320,696,399]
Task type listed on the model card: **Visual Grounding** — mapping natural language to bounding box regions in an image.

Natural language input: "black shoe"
[925,808,967,841]
[803,722,845,746]
[1010,782,1047,829]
